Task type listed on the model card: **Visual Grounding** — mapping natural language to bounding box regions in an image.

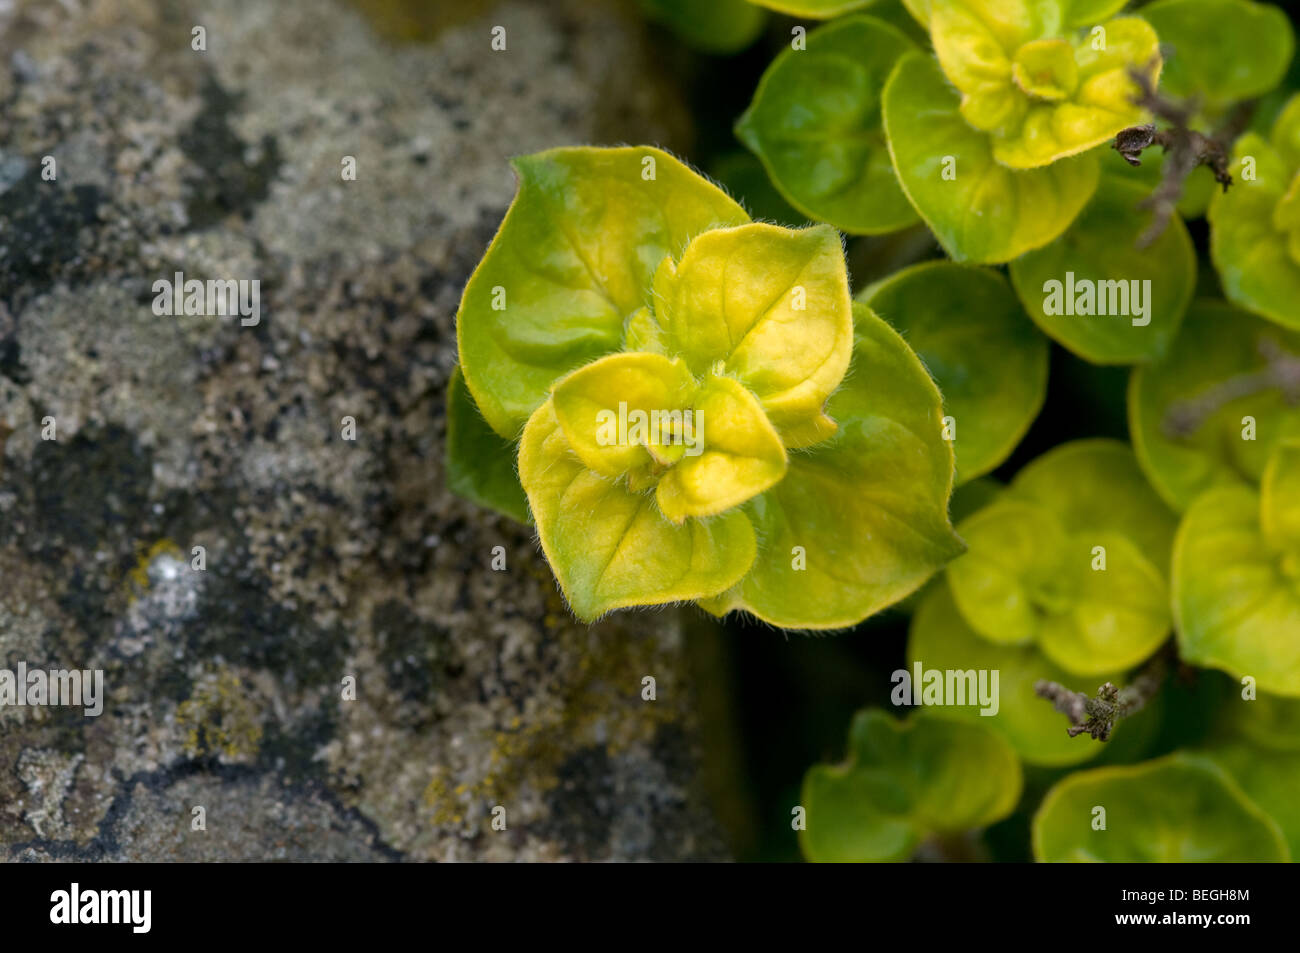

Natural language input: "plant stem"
[1035,644,1171,741]
[1113,59,1252,247]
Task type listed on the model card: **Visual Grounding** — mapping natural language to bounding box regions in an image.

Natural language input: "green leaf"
[1224,691,1300,752]
[904,0,1127,30]
[882,51,1100,263]
[1010,176,1196,364]
[735,15,921,235]
[947,441,1174,674]
[701,302,963,629]
[518,398,757,621]
[445,366,531,524]
[801,709,1022,862]
[1172,481,1300,697]
[457,146,749,438]
[859,262,1047,482]
[638,0,767,55]
[1262,439,1300,552]
[910,582,1119,766]
[1141,0,1294,113]
[1207,743,1300,860]
[1033,753,1290,861]
[1272,93,1300,171]
[1128,300,1300,511]
[652,223,853,447]
[1208,131,1300,331]
[746,0,877,16]
[1062,0,1129,27]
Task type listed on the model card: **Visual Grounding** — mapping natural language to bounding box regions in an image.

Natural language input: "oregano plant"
[454,146,961,626]
[445,0,1300,866]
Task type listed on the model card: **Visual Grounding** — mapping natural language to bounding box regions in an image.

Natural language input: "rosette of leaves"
[801,709,1022,862]
[881,0,1160,262]
[1173,441,1300,696]
[909,583,1127,766]
[453,146,962,626]
[1210,93,1300,330]
[1033,753,1289,861]
[944,439,1177,675]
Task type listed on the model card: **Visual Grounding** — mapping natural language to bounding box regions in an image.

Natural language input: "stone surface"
[0,0,726,862]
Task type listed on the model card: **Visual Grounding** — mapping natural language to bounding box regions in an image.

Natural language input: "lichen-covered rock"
[0,0,725,862]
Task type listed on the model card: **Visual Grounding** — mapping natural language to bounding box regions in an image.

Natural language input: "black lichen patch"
[540,745,616,859]
[371,599,450,708]
[184,558,348,686]
[178,77,281,229]
[18,425,154,642]
[257,703,336,783]
[0,168,103,311]
[28,425,153,553]
[647,723,714,861]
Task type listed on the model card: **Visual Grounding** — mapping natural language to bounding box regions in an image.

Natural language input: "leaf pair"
[910,582,1126,766]
[801,709,1021,862]
[945,440,1176,674]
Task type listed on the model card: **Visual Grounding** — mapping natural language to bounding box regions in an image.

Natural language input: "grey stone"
[0,0,725,862]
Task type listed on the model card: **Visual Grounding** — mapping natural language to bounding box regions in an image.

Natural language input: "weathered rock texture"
[0,0,726,861]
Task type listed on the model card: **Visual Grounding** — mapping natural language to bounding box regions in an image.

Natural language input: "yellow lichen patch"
[349,0,497,43]
[177,668,264,761]
[126,538,185,595]
[423,610,683,830]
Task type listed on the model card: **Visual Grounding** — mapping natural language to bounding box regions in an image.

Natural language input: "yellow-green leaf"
[518,399,756,621]
[1261,439,1300,552]
[1033,753,1290,861]
[701,303,963,628]
[802,709,1022,862]
[882,52,1100,263]
[652,223,853,446]
[457,146,749,438]
[1173,480,1300,696]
